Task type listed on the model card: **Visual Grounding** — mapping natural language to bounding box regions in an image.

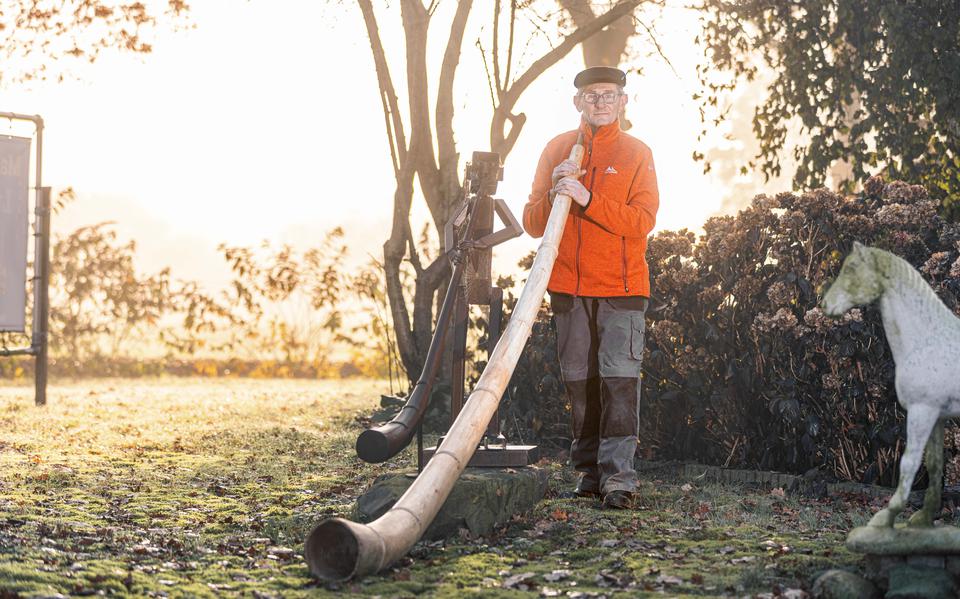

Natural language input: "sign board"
[0,135,31,332]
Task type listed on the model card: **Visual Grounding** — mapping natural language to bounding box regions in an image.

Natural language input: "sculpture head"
[822,242,885,315]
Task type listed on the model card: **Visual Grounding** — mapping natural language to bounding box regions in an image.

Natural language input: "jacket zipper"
[575,217,582,296]
[577,166,598,296]
[621,237,628,293]
[575,142,594,297]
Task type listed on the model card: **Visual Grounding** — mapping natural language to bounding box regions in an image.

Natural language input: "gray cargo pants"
[551,293,646,495]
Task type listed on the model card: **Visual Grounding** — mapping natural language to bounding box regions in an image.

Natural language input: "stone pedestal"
[352,466,548,540]
[815,526,960,599]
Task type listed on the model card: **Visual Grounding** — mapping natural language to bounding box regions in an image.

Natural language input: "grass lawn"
[0,378,879,597]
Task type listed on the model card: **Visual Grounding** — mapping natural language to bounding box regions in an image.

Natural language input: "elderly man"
[522,66,659,509]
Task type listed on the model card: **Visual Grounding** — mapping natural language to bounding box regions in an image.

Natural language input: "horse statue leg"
[907,418,945,527]
[869,404,939,527]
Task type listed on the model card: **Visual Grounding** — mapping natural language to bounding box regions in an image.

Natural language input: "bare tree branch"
[382,169,419,374]
[436,0,473,173]
[492,0,503,96]
[399,0,459,367]
[405,218,424,276]
[634,15,677,77]
[358,0,407,176]
[400,0,444,238]
[360,0,423,373]
[477,38,500,109]
[380,89,402,179]
[504,0,517,86]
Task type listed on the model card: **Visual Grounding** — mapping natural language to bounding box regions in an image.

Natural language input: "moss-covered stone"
[811,569,879,599]
[886,565,958,599]
[352,467,548,539]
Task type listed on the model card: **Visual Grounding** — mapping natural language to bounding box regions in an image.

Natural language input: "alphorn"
[304,133,585,581]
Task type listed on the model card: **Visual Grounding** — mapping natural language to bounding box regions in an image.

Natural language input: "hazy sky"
[2,0,778,288]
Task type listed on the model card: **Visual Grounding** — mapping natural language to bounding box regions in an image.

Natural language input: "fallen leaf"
[694,502,712,519]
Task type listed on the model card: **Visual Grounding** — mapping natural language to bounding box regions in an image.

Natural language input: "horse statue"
[822,241,960,528]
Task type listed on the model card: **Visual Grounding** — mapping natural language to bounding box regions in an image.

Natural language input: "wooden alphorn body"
[304,133,586,581]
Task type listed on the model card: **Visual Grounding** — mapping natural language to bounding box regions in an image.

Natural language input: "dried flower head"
[864,175,885,198]
[803,307,831,331]
[751,194,780,211]
[875,201,938,229]
[766,281,796,307]
[753,308,799,334]
[922,252,953,276]
[883,181,928,204]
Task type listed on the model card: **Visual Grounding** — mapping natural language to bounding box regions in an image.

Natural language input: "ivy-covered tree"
[696,0,960,217]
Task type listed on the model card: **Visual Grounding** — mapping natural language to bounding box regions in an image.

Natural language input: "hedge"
[501,177,960,486]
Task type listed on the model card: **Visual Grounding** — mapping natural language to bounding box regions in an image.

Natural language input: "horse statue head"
[822,242,886,316]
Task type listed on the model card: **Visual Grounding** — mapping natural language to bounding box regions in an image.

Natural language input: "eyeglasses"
[580,92,621,105]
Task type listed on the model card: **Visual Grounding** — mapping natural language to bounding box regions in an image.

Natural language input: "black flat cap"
[574,66,626,88]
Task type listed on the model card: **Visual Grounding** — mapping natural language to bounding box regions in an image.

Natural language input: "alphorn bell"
[304,134,586,581]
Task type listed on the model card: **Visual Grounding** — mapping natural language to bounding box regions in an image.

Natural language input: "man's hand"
[553,176,590,208]
[552,159,586,185]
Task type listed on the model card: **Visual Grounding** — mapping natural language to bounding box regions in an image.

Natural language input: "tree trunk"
[490,0,643,156]
[362,0,647,383]
[559,0,636,67]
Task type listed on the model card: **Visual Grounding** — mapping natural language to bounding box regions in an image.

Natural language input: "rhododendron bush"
[505,178,960,486]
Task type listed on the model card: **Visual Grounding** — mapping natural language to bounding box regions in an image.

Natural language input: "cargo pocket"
[629,313,646,361]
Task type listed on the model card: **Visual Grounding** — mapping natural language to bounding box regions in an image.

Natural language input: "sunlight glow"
[2,1,774,287]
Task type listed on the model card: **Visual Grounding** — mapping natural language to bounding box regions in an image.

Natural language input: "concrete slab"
[847,525,960,555]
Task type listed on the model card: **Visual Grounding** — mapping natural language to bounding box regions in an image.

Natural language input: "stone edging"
[634,458,893,498]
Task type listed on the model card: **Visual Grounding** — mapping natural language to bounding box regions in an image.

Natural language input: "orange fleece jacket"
[523,119,659,297]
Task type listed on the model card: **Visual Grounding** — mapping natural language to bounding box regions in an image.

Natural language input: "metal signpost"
[0,112,50,406]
